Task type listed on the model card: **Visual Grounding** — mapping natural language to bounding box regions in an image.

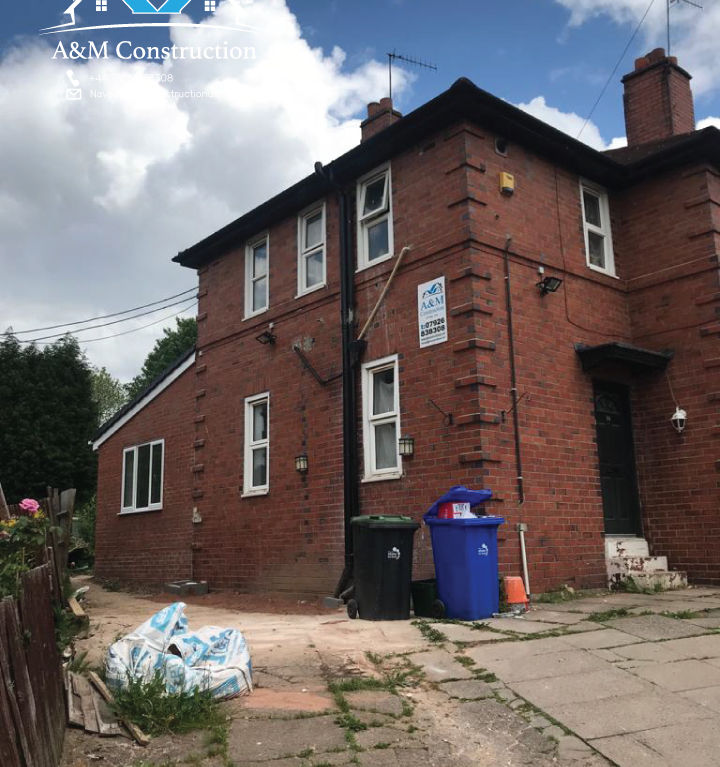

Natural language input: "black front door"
[593,381,642,535]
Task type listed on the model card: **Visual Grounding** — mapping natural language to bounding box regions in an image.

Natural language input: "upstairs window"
[357,166,393,270]
[298,204,326,295]
[243,392,269,495]
[361,355,401,481]
[121,440,163,513]
[245,235,268,317]
[580,181,615,276]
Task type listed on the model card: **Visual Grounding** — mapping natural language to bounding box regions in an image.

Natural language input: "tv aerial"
[666,0,702,56]
[387,51,437,101]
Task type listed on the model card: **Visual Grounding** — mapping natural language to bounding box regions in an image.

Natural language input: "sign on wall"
[417,276,448,348]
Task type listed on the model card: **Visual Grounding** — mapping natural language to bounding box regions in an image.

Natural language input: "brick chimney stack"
[622,48,695,146]
[360,98,402,142]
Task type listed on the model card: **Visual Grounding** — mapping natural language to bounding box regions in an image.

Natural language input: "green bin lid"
[350,514,419,527]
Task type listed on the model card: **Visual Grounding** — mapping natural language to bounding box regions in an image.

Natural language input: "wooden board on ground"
[88,671,150,746]
[72,674,99,734]
[66,672,85,728]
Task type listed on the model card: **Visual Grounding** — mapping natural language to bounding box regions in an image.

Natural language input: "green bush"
[75,494,96,552]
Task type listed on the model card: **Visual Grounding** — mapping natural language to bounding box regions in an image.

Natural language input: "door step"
[605,537,687,591]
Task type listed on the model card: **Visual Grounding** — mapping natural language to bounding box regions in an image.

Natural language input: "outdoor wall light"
[398,436,415,457]
[537,276,563,295]
[255,323,277,345]
[295,454,309,473]
[671,406,687,434]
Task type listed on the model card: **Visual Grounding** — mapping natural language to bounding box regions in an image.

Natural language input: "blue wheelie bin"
[423,486,504,620]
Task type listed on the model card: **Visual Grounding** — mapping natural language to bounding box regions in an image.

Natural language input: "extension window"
[243,392,269,496]
[357,166,393,270]
[361,355,401,481]
[121,440,163,513]
[297,204,326,295]
[580,180,615,276]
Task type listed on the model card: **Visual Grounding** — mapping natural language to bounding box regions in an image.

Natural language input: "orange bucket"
[504,576,528,610]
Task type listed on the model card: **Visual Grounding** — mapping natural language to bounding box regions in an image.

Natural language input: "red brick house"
[94,48,720,596]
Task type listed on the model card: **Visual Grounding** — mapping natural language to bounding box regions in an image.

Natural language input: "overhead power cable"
[577,0,657,140]
[32,299,198,346]
[2,287,196,336]
[18,295,198,344]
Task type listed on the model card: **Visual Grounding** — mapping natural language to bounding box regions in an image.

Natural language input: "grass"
[412,620,447,644]
[662,610,700,620]
[112,672,227,737]
[587,607,630,623]
[66,650,92,674]
[533,585,581,604]
[455,654,475,668]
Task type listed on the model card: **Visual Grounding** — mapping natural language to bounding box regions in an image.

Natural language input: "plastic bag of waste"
[105,602,252,700]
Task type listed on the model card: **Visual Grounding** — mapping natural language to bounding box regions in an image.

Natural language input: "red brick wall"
[94,365,195,586]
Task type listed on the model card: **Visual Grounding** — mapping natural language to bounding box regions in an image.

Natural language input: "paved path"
[61,582,720,766]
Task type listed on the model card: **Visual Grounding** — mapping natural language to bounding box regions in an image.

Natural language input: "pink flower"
[19,498,40,515]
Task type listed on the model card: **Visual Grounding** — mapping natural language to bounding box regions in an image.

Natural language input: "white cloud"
[552,0,719,98]
[0,0,410,381]
[515,95,625,150]
[697,116,720,130]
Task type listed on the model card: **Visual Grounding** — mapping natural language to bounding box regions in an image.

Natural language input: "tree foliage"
[91,366,127,424]
[0,335,98,504]
[126,317,197,400]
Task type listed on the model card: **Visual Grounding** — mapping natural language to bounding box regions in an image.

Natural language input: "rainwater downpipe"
[502,236,530,596]
[314,162,361,598]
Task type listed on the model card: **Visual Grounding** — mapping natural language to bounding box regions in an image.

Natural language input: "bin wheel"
[430,599,446,619]
[347,599,358,619]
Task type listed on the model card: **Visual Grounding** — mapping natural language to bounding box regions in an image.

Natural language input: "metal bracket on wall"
[292,344,342,387]
[428,398,453,426]
[501,391,528,423]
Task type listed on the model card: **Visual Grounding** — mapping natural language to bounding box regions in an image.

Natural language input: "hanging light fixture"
[398,436,415,457]
[671,406,687,434]
[295,454,309,473]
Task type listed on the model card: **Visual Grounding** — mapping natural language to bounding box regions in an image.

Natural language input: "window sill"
[295,282,327,299]
[356,253,393,273]
[586,263,618,279]
[361,472,403,484]
[241,488,269,498]
[118,507,162,516]
[244,306,268,321]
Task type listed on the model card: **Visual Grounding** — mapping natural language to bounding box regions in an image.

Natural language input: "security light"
[537,276,563,295]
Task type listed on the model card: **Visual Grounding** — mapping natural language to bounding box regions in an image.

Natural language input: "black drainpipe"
[314,163,365,597]
[503,235,525,505]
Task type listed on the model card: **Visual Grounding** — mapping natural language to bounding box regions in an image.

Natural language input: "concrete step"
[609,570,688,592]
[604,536,650,558]
[607,555,668,576]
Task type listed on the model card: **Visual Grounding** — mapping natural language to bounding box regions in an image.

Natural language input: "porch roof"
[575,342,674,373]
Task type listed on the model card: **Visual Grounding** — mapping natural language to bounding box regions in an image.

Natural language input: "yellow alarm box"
[500,172,515,194]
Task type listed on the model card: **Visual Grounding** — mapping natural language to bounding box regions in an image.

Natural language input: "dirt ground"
[62,577,608,767]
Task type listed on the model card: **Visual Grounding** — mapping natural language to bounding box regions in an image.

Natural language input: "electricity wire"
[577,0,657,140]
[2,287,196,336]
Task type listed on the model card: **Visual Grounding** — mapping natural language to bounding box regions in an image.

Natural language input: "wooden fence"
[0,565,66,767]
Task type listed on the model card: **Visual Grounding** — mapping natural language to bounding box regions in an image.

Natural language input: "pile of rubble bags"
[106,602,253,700]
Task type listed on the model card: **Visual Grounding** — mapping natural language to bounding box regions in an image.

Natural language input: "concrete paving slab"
[605,614,708,641]
[660,634,720,660]
[464,636,575,664]
[629,659,720,691]
[227,715,347,761]
[590,648,624,662]
[438,679,494,699]
[622,718,720,767]
[525,609,590,625]
[484,617,560,634]
[557,734,595,760]
[613,641,687,663]
[355,725,417,750]
[407,648,473,682]
[511,667,653,709]
[238,688,334,713]
[546,690,712,740]
[589,733,672,767]
[426,622,493,643]
[345,690,404,716]
[681,685,720,714]
[480,648,611,683]
[686,616,720,629]
[563,628,643,650]
[561,621,604,634]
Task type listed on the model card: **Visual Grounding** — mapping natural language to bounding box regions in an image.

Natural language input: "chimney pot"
[361,97,402,142]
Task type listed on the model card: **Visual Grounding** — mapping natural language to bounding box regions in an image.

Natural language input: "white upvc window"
[243,392,269,496]
[580,180,615,276]
[121,440,164,513]
[297,204,326,295]
[245,235,269,317]
[361,355,402,481]
[357,165,393,270]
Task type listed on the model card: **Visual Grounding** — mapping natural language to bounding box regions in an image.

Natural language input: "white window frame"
[297,203,326,296]
[580,180,616,277]
[361,355,402,482]
[243,392,270,496]
[245,234,269,318]
[120,439,164,514]
[356,164,394,271]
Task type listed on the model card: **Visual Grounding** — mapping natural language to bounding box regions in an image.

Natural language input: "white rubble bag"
[105,602,253,700]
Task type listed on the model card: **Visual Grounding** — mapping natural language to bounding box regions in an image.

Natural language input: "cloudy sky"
[1,0,718,382]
